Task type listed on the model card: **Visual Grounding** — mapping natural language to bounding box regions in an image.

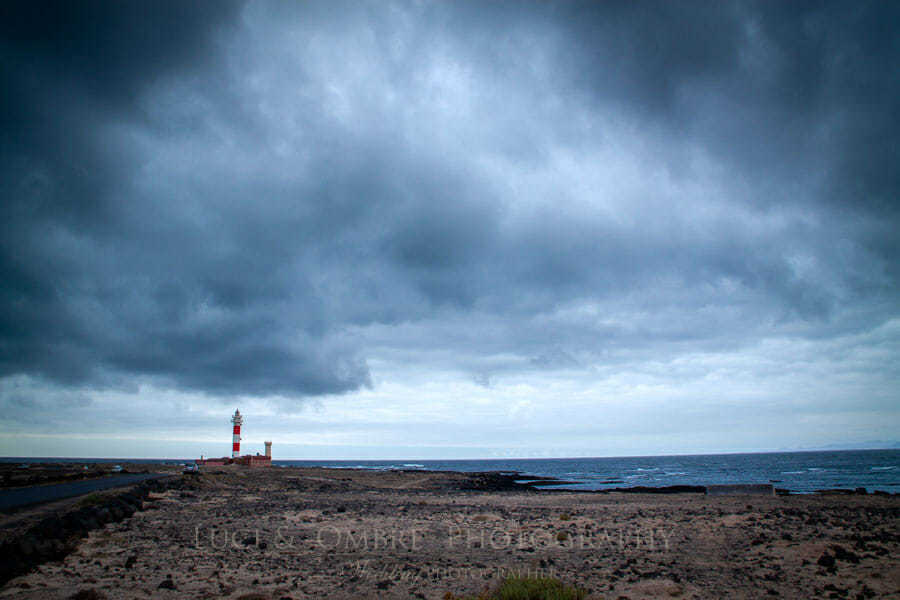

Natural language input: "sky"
[1,1,898,460]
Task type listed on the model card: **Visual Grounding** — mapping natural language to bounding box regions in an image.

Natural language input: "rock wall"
[0,476,179,586]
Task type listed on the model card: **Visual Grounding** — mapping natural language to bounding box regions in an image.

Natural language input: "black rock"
[830,545,860,564]
[613,485,706,494]
[35,517,64,539]
[816,553,836,568]
[157,579,176,590]
[69,589,109,600]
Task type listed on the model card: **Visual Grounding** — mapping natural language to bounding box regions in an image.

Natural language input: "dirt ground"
[1,466,897,599]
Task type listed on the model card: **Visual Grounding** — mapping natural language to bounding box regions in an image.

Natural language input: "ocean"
[274,449,899,494]
[4,449,897,494]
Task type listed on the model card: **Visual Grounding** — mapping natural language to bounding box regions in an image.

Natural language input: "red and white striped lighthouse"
[231,409,243,458]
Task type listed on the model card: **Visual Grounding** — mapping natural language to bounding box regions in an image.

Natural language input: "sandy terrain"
[1,466,897,599]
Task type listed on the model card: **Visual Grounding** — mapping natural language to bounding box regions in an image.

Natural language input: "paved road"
[0,473,171,511]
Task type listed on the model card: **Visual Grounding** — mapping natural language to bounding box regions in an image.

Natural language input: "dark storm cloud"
[554,0,900,211]
[1,1,897,399]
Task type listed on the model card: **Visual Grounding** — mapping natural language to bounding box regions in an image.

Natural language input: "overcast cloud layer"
[1,1,898,458]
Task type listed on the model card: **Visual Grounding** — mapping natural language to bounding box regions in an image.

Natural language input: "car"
[183,463,199,474]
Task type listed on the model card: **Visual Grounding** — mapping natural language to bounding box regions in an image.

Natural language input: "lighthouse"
[231,409,242,458]
[197,409,271,467]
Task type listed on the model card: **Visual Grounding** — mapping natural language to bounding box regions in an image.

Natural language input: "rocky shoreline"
[0,466,897,599]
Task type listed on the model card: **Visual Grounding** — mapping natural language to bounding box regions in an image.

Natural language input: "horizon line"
[1,446,897,463]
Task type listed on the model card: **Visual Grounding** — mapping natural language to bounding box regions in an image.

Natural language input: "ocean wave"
[281,451,900,494]
[328,465,395,470]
